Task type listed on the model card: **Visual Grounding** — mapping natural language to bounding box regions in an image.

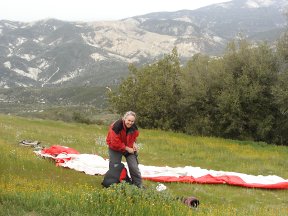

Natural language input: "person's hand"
[133,143,138,152]
[125,146,134,154]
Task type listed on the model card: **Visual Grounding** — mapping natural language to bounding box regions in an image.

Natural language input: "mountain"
[0,0,287,89]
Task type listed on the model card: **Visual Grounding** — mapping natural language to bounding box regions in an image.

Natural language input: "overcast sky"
[0,0,231,22]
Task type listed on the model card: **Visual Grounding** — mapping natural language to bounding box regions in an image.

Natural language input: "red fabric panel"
[119,168,127,181]
[143,175,288,189]
[41,145,79,155]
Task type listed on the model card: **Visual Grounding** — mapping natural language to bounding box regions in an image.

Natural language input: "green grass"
[0,114,287,215]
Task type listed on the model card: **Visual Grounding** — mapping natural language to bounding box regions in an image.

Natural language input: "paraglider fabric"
[34,145,288,189]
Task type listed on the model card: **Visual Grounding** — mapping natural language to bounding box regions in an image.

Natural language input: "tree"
[180,53,224,135]
[108,48,182,130]
[272,30,288,145]
[219,39,279,142]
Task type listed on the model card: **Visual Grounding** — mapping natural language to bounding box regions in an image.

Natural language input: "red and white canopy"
[35,145,288,189]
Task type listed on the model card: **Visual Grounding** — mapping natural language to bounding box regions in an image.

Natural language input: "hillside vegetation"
[109,36,288,145]
[0,114,287,215]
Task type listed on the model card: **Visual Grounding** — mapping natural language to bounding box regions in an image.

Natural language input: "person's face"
[124,115,135,128]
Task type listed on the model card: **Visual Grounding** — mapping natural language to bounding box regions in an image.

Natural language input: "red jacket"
[106,119,139,152]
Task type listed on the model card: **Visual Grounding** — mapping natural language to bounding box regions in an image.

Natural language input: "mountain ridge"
[0,0,287,88]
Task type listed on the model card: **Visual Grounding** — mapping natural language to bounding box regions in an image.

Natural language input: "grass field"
[0,114,287,215]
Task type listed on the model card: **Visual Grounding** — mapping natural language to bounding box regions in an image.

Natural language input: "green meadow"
[0,114,287,216]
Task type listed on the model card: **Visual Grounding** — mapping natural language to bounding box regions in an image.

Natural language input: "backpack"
[101,163,132,188]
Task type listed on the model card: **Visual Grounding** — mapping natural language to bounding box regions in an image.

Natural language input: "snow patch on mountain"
[18,54,36,61]
[16,37,27,46]
[28,67,42,79]
[4,61,11,69]
[0,81,9,89]
[7,47,13,57]
[15,82,29,87]
[217,2,233,8]
[4,22,18,29]
[38,59,49,70]
[81,33,100,48]
[52,69,81,84]
[13,68,33,79]
[107,52,139,63]
[49,38,62,46]
[213,36,225,43]
[245,0,273,8]
[174,17,192,23]
[90,53,107,61]
[13,67,41,80]
[5,62,42,80]
[33,37,44,43]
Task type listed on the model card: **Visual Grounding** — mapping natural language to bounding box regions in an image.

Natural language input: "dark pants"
[108,148,143,188]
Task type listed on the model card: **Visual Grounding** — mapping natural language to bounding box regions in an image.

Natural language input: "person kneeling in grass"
[105,111,143,188]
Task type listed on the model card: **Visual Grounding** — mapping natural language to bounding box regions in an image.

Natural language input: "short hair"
[123,111,136,120]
